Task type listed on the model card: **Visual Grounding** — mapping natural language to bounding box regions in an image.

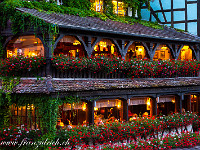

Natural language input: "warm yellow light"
[183,45,189,49]
[94,107,98,111]
[7,50,13,57]
[82,103,86,111]
[73,40,81,45]
[99,41,107,48]
[117,101,121,108]
[194,95,197,99]
[60,122,64,127]
[172,99,175,103]
[161,46,168,50]
[111,46,115,54]
[138,48,143,52]
[147,98,151,106]
[94,45,98,51]
[31,52,36,57]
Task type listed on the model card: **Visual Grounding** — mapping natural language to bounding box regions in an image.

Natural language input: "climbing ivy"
[0,77,20,127]
[0,91,81,137]
[0,0,165,57]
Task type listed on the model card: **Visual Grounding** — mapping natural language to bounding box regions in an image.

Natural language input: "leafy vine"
[0,0,164,57]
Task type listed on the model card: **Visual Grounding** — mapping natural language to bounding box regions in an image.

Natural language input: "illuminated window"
[112,0,125,16]
[178,45,193,60]
[153,45,172,61]
[6,35,44,58]
[54,36,86,58]
[91,0,103,12]
[92,39,121,57]
[191,95,198,112]
[11,104,40,130]
[125,43,147,60]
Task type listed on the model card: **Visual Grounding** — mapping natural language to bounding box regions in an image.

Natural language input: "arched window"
[125,42,147,60]
[92,39,121,57]
[153,45,173,61]
[6,35,44,58]
[54,36,86,58]
[178,45,193,60]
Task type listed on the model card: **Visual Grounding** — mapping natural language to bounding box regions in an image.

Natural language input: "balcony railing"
[1,57,200,78]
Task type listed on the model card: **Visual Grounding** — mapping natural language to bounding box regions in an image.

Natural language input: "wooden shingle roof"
[16,8,200,43]
[1,77,200,94]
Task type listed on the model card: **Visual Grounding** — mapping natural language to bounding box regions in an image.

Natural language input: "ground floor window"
[57,102,86,129]
[94,99,122,124]
[11,104,41,129]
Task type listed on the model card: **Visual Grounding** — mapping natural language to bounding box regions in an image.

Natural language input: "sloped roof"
[16,8,200,43]
[1,77,200,94]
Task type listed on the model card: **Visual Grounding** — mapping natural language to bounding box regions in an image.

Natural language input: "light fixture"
[73,40,81,45]
[161,46,168,50]
[117,101,121,109]
[111,46,115,54]
[94,107,98,111]
[99,41,107,48]
[82,103,86,111]
[146,98,151,110]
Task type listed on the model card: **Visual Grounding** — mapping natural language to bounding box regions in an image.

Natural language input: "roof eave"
[58,24,200,44]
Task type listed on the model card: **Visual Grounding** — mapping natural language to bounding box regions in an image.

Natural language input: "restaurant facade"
[1,0,200,129]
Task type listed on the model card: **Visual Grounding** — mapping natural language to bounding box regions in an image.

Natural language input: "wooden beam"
[122,99,128,121]
[189,45,197,59]
[91,37,101,49]
[141,42,151,59]
[159,0,167,23]
[53,34,65,50]
[86,101,94,125]
[76,36,93,57]
[197,0,200,36]
[150,97,157,116]
[176,44,184,59]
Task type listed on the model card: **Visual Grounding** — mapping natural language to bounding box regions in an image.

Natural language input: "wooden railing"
[19,63,199,78]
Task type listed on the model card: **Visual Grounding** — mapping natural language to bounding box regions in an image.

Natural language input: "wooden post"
[86,101,94,125]
[198,95,200,115]
[37,34,54,76]
[175,94,183,113]
[185,95,191,112]
[122,99,128,121]
[150,97,157,116]
[196,95,199,114]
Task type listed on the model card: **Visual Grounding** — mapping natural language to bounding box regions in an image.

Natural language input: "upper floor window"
[112,0,125,16]
[91,0,103,12]
[6,35,44,58]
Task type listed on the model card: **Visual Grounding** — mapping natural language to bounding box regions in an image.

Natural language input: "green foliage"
[63,0,91,10]
[0,77,20,127]
[122,0,150,19]
[0,0,164,55]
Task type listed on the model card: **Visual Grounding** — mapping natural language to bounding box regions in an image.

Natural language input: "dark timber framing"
[198,0,200,36]
[1,7,200,124]
[2,26,200,61]
[143,0,199,35]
